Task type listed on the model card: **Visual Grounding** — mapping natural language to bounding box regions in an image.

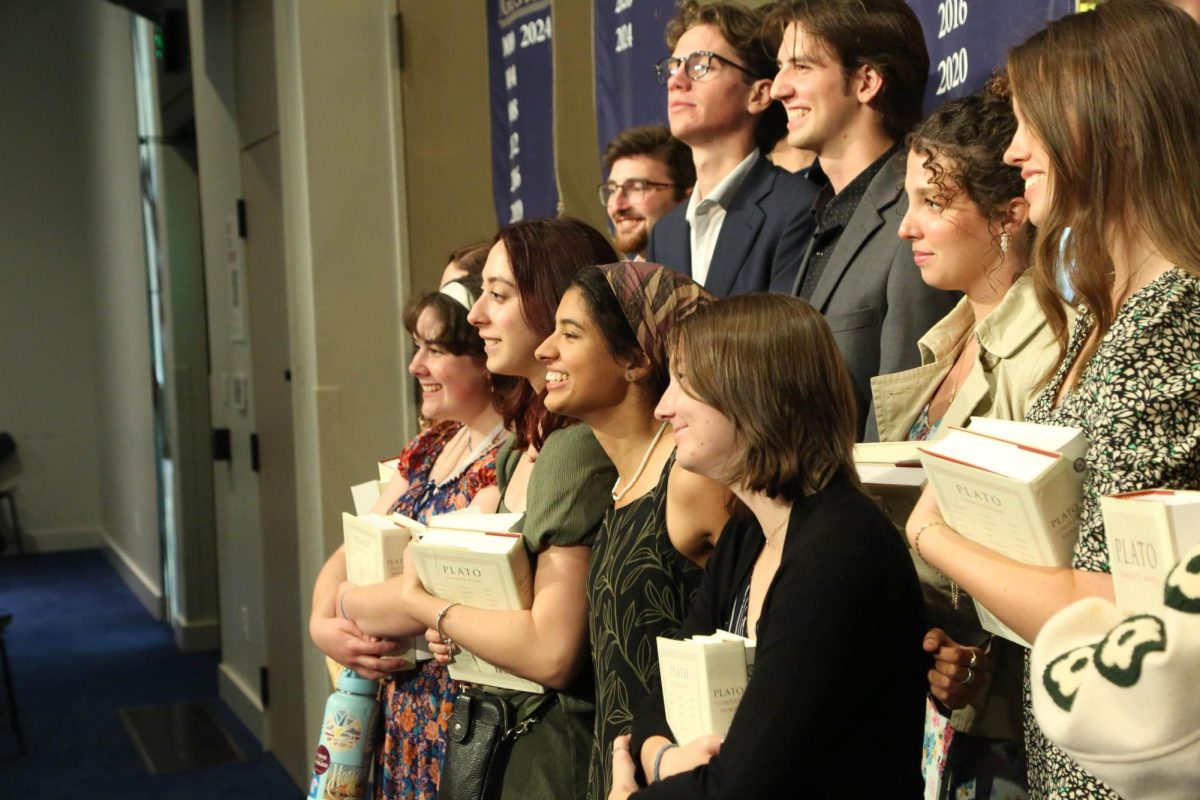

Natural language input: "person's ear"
[747,78,774,115]
[624,351,653,383]
[853,63,885,106]
[1000,196,1030,231]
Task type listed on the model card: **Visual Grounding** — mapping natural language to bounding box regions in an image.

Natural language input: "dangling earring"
[1000,231,1011,255]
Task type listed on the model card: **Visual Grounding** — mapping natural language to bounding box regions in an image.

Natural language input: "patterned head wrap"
[597,261,713,374]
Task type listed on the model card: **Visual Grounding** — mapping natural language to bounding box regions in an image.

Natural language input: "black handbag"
[441,689,554,800]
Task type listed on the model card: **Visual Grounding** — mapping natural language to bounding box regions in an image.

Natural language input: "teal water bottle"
[308,668,381,800]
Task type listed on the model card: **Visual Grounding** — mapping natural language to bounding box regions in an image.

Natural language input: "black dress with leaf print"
[586,452,702,800]
[1023,267,1200,800]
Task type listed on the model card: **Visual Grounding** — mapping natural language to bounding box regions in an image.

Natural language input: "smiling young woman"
[535,262,729,799]
[609,295,927,798]
[904,3,1200,798]
[870,89,1069,800]
[397,217,622,799]
[308,273,510,800]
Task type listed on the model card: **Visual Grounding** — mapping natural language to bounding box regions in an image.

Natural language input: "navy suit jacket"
[646,154,817,297]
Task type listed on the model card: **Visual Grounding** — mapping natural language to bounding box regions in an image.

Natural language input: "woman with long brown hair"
[309,273,508,799]
[389,217,620,798]
[906,2,1200,797]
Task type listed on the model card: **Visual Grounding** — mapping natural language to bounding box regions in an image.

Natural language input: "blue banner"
[488,0,558,223]
[593,0,676,162]
[912,0,1078,110]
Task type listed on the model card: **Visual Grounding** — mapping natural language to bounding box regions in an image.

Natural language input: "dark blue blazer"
[646,155,817,297]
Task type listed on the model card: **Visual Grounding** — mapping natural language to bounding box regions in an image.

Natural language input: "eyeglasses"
[654,50,758,86]
[597,179,677,205]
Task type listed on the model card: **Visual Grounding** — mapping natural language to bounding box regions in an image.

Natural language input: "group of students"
[308,0,1200,798]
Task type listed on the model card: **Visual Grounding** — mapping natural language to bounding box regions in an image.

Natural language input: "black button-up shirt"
[797,144,901,301]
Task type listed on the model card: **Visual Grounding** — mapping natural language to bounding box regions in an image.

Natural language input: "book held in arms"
[1100,489,1200,611]
[854,441,926,530]
[407,512,537,692]
[656,631,756,746]
[341,512,428,666]
[918,418,1088,647]
[348,454,405,515]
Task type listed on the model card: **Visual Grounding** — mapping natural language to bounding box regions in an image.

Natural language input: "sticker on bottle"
[322,709,364,752]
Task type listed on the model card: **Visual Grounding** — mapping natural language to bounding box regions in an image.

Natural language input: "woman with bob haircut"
[311,273,510,799]
[534,262,729,799]
[906,2,1200,797]
[392,217,620,799]
[609,294,927,799]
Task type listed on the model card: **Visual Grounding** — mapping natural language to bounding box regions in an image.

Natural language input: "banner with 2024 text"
[488,0,558,225]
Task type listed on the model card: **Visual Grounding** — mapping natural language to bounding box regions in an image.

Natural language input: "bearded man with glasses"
[644,1,816,297]
[599,125,694,260]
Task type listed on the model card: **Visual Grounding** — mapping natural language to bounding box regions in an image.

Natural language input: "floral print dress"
[374,422,501,800]
[1022,268,1200,799]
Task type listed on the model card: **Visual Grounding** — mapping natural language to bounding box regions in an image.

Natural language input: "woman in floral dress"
[310,274,509,799]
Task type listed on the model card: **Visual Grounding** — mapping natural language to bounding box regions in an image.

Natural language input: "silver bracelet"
[436,601,460,644]
[337,591,349,620]
[652,741,679,783]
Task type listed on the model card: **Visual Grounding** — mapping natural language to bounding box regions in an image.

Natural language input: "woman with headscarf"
[533,262,730,799]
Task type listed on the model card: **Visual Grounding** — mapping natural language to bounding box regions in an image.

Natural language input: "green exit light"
[154,28,164,60]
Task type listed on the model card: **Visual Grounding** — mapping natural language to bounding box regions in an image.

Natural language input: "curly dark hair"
[907,90,1024,233]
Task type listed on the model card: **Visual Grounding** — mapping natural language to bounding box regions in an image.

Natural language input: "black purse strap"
[501,693,559,743]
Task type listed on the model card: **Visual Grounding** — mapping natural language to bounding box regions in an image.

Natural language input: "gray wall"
[0,0,162,610]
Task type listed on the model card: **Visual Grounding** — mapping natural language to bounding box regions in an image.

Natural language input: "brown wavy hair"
[666,1,787,154]
[492,218,617,451]
[1007,0,1200,370]
[402,275,515,413]
[763,0,928,142]
[908,89,1027,261]
[446,240,491,278]
[668,294,860,501]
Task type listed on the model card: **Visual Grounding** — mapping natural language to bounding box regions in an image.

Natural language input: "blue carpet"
[0,550,300,799]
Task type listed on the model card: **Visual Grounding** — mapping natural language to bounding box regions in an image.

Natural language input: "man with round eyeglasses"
[599,125,694,260]
[644,1,816,297]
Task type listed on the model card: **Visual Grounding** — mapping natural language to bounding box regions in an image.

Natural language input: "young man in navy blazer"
[646,1,816,297]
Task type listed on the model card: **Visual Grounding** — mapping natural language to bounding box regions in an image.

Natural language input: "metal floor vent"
[119,702,245,775]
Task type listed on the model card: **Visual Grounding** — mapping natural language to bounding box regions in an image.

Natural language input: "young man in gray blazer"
[768,0,958,440]
[646,1,817,297]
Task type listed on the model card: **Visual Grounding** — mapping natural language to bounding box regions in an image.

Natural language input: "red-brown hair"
[493,217,617,450]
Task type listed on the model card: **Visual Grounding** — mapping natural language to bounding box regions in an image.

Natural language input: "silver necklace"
[611,421,669,503]
[436,423,505,487]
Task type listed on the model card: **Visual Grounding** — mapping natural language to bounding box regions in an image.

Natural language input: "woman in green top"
[399,217,619,798]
